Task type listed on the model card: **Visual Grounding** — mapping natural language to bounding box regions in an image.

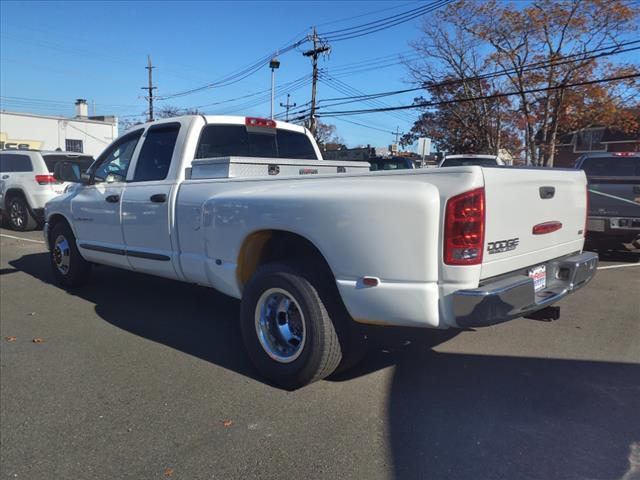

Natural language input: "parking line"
[0,233,46,244]
[597,263,640,271]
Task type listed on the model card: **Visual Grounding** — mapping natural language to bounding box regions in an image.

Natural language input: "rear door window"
[0,153,33,172]
[132,123,181,182]
[43,155,94,174]
[581,157,640,176]
[195,125,318,160]
[441,157,498,167]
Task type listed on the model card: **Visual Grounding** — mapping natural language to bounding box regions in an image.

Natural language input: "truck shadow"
[9,252,261,382]
[9,253,640,480]
[8,252,460,385]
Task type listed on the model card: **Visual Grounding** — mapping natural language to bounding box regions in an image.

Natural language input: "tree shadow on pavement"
[384,347,640,480]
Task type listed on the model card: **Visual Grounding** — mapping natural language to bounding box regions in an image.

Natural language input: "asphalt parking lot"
[1,227,639,480]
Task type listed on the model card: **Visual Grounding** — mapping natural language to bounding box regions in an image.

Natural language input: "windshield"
[580,156,640,176]
[195,125,318,160]
[441,157,498,167]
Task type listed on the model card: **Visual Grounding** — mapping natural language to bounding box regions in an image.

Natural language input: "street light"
[269,57,280,120]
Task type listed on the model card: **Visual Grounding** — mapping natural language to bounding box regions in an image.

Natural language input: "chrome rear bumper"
[453,251,598,328]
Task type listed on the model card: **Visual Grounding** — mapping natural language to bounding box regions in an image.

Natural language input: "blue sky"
[0,1,426,147]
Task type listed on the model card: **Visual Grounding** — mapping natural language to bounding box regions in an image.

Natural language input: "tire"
[7,196,37,231]
[240,262,344,389]
[49,221,92,288]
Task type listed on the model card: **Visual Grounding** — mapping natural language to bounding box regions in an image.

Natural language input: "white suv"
[0,150,93,231]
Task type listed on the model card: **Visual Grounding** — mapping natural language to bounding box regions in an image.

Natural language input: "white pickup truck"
[44,115,598,388]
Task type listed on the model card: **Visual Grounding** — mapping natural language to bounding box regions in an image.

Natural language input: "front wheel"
[8,196,37,231]
[240,263,344,389]
[49,222,92,287]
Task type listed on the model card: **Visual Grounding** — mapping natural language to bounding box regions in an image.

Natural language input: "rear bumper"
[587,216,640,238]
[453,251,598,328]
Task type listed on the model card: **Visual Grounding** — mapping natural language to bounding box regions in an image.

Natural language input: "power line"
[315,73,640,117]
[315,1,421,28]
[323,115,396,134]
[320,0,452,42]
[315,41,640,108]
[318,72,415,125]
[156,38,308,100]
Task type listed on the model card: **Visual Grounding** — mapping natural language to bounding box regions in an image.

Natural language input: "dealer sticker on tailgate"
[528,265,546,292]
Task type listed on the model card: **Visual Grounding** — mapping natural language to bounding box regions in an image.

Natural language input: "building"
[0,99,118,157]
[553,125,639,168]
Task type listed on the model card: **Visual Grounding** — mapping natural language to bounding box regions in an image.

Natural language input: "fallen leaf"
[32,337,45,343]
[164,467,174,477]
[27,312,36,316]
[5,336,16,342]
[222,419,233,428]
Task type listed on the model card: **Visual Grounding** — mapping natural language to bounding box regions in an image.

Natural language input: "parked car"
[369,156,415,171]
[45,115,597,389]
[439,154,505,167]
[575,152,640,251]
[0,150,94,231]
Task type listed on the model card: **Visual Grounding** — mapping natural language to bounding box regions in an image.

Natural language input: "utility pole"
[394,126,400,144]
[280,94,297,122]
[269,57,280,119]
[141,55,157,122]
[303,27,330,135]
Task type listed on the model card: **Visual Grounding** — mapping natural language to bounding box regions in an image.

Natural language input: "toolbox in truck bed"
[189,156,370,179]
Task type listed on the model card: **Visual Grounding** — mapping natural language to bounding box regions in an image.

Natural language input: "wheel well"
[46,214,71,247]
[237,230,334,289]
[4,188,27,205]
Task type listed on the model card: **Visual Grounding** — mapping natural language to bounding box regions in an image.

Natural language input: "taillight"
[35,175,57,185]
[444,187,485,265]
[246,117,276,128]
[612,152,634,156]
[532,221,562,235]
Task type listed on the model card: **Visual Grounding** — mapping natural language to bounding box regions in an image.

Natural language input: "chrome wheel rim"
[255,288,306,363]
[53,234,71,275]
[10,201,25,228]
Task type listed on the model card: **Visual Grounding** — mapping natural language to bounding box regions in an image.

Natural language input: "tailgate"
[481,168,587,279]
[587,177,640,218]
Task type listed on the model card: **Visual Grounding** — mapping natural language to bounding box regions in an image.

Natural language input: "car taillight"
[246,117,276,128]
[35,175,57,185]
[444,187,485,265]
[612,152,634,156]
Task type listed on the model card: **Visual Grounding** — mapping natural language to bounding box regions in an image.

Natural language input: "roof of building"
[0,110,117,126]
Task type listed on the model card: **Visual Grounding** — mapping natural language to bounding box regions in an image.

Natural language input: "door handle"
[1,175,9,179]
[105,194,120,203]
[150,193,167,203]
